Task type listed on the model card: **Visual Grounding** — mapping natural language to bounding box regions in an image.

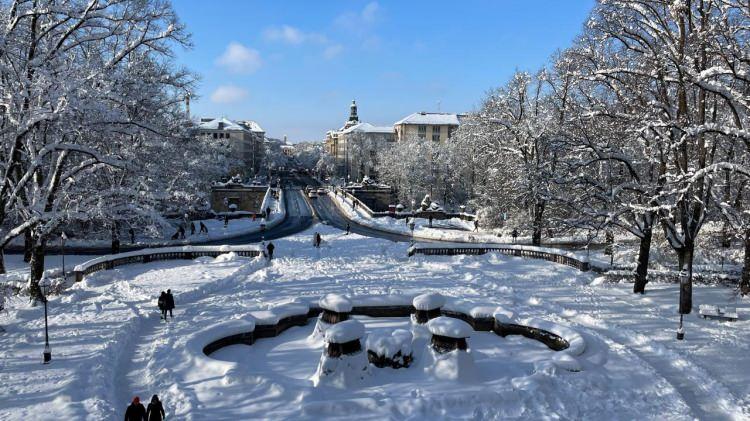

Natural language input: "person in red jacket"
[124,396,146,421]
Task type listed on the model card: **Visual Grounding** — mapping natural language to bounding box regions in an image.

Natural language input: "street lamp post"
[60,232,67,283]
[40,277,52,364]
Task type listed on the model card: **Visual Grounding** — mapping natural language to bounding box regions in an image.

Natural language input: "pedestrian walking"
[165,289,175,319]
[224,214,229,228]
[474,219,479,232]
[266,242,275,260]
[124,396,146,421]
[429,216,433,228]
[158,291,168,321]
[314,232,322,248]
[199,221,208,234]
[266,206,271,217]
[345,223,350,235]
[129,228,135,244]
[178,225,185,240]
[146,395,165,421]
[112,235,120,255]
[190,222,195,236]
[512,229,519,243]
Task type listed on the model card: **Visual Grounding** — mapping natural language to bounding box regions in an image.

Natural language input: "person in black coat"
[345,223,350,235]
[158,291,168,321]
[199,221,208,234]
[190,222,196,236]
[112,236,121,255]
[129,228,135,244]
[266,242,275,260]
[165,289,175,318]
[124,396,146,421]
[146,394,165,421]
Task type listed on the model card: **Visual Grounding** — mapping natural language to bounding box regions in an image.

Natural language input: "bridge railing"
[73,245,264,282]
[408,244,603,273]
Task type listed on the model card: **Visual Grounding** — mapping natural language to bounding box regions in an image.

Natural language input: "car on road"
[308,190,318,199]
[317,188,327,195]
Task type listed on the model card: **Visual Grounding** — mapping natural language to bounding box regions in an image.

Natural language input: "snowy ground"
[1,223,749,420]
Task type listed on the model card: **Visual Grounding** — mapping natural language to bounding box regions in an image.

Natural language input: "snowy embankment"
[1,224,749,419]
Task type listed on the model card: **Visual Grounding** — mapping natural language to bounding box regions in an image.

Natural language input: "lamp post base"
[43,345,51,364]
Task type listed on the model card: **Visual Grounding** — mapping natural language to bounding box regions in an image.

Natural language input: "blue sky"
[172,0,595,142]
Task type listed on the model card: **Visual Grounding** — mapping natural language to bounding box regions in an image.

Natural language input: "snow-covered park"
[1,224,749,420]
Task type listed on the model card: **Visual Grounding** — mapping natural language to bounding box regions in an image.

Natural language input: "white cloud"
[210,85,248,104]
[335,1,380,32]
[263,25,327,45]
[216,42,262,74]
[323,44,343,59]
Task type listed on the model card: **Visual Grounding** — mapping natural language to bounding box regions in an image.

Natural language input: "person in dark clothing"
[146,394,165,421]
[429,216,433,227]
[224,214,229,228]
[314,232,322,248]
[178,225,185,239]
[266,242,275,260]
[112,236,121,255]
[124,396,146,421]
[129,228,135,244]
[474,220,479,232]
[266,206,271,217]
[345,223,350,235]
[199,221,208,234]
[165,289,175,318]
[512,229,519,243]
[158,291,168,321]
[190,222,196,236]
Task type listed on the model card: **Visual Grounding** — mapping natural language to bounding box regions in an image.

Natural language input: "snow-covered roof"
[197,117,246,131]
[394,112,462,126]
[239,120,264,133]
[341,122,395,135]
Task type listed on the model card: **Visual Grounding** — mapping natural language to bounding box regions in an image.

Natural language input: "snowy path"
[2,223,750,419]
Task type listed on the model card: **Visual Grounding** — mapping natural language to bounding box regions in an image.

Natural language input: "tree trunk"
[23,229,32,263]
[633,227,653,294]
[679,240,694,315]
[604,230,614,256]
[676,247,688,271]
[740,228,750,296]
[28,235,47,302]
[531,202,545,246]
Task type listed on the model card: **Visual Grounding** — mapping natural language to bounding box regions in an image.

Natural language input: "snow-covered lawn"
[1,223,749,420]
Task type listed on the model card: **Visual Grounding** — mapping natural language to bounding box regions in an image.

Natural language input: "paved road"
[8,187,314,255]
[312,193,422,243]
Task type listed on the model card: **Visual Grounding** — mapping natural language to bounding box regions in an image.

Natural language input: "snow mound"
[469,305,499,319]
[325,319,365,344]
[521,318,585,356]
[365,329,413,359]
[493,307,516,324]
[250,303,309,325]
[214,252,239,262]
[413,292,446,311]
[424,348,477,382]
[428,316,473,338]
[319,293,353,313]
[313,350,371,389]
[552,353,582,372]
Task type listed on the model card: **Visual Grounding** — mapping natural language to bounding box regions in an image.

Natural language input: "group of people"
[157,290,175,321]
[170,221,209,240]
[124,395,165,421]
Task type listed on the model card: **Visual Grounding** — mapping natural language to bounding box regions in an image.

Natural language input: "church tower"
[349,100,359,124]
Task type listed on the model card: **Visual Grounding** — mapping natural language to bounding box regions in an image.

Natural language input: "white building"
[194,117,266,177]
[394,112,463,142]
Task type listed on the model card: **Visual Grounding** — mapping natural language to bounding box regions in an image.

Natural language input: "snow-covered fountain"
[312,293,353,339]
[313,319,371,387]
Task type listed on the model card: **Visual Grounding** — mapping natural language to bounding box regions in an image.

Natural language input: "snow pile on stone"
[493,307,516,324]
[249,302,309,325]
[521,318,585,356]
[319,293,353,313]
[413,292,446,311]
[313,320,370,388]
[324,319,365,344]
[428,316,473,338]
[366,329,413,368]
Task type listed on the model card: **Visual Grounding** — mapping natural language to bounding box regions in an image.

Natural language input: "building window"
[447,126,455,139]
[432,126,441,142]
[418,125,426,139]
[213,133,218,139]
